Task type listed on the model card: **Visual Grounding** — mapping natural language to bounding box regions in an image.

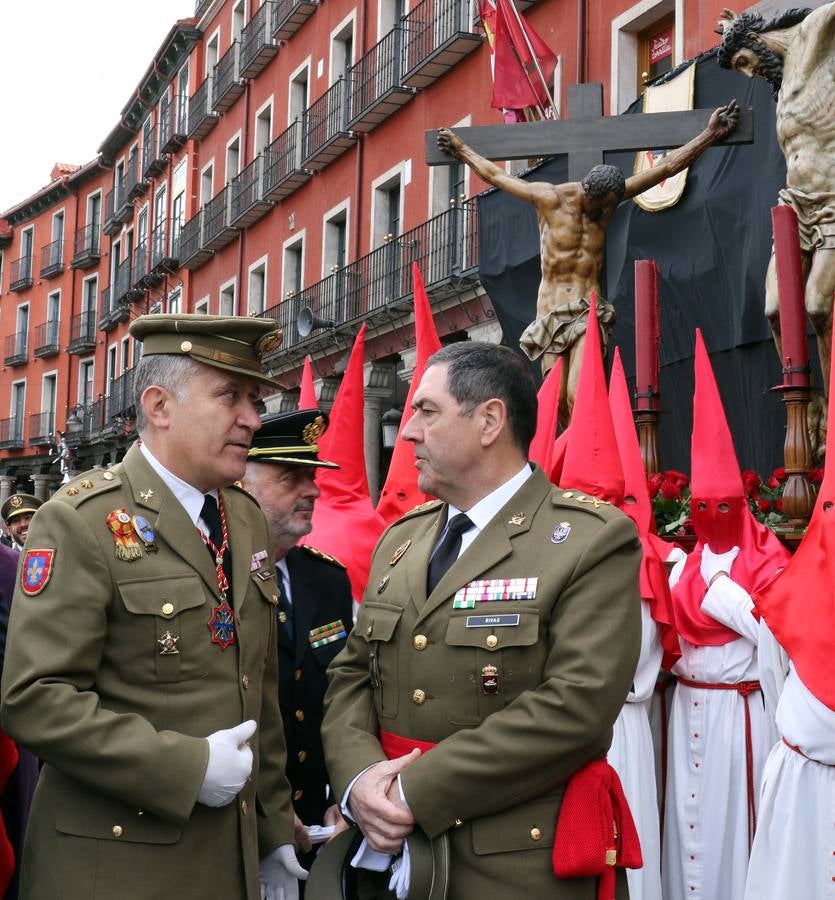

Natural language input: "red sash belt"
[379,730,642,900]
[677,677,761,849]
[782,736,835,767]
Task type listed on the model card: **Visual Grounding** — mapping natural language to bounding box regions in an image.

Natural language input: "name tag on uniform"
[452,577,538,609]
[465,614,521,628]
[255,569,274,581]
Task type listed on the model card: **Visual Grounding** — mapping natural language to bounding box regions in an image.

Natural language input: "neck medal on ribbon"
[202,494,236,649]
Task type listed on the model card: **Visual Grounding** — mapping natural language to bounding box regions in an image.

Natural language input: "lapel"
[403,509,445,615]
[414,467,550,626]
[287,548,318,665]
[222,488,258,613]
[121,445,219,597]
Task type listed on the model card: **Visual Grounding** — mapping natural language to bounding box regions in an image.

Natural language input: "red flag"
[529,356,562,476]
[376,263,442,525]
[297,356,317,410]
[491,0,557,114]
[301,324,386,600]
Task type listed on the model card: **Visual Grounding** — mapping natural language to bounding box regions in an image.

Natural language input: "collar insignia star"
[139,489,155,502]
[508,513,527,526]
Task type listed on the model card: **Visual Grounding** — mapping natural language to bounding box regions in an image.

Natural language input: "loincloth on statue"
[777,187,835,252]
[519,296,616,361]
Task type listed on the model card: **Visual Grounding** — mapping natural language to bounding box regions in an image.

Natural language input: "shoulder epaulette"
[302,545,346,568]
[551,487,621,521]
[399,499,443,521]
[56,468,122,504]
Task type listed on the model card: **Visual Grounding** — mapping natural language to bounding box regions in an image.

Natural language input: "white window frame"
[321,198,351,277]
[219,276,237,316]
[206,27,222,77]
[281,230,306,299]
[288,57,312,125]
[77,358,95,404]
[370,161,406,248]
[41,370,58,414]
[430,114,471,217]
[225,130,243,184]
[254,96,275,155]
[329,12,357,85]
[247,254,269,315]
[200,159,216,204]
[195,295,210,314]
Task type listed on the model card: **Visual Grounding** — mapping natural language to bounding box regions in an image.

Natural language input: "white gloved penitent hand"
[197,720,256,807]
[260,843,308,900]
[700,545,740,587]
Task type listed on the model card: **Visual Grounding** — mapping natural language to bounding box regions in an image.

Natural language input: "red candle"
[771,205,809,386]
[634,260,660,411]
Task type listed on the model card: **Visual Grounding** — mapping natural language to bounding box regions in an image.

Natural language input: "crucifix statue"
[426,83,753,426]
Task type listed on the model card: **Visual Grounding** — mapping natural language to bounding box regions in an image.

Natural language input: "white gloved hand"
[388,841,411,900]
[197,720,256,807]
[260,843,308,900]
[700,545,740,587]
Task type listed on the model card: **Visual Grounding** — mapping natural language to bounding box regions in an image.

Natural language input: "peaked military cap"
[129,313,283,388]
[248,409,339,468]
[2,493,43,523]
[305,826,449,900]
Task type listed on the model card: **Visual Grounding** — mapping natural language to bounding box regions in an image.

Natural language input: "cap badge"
[255,330,283,359]
[302,415,325,446]
[10,496,22,509]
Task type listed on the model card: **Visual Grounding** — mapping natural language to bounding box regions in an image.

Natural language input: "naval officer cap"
[305,827,448,900]
[1,493,43,524]
[248,409,339,469]
[129,313,284,389]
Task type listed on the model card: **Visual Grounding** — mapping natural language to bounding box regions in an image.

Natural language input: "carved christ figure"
[438,101,739,426]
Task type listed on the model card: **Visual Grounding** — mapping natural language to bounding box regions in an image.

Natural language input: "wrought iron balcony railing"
[9,254,33,291]
[301,78,356,171]
[68,311,97,354]
[401,0,481,88]
[230,156,272,228]
[4,331,28,366]
[34,320,60,358]
[125,148,147,200]
[212,41,244,113]
[159,94,189,153]
[262,120,311,201]
[0,416,24,450]
[40,239,64,278]
[29,411,55,446]
[347,27,414,132]
[203,186,238,251]
[71,223,101,268]
[106,367,136,422]
[150,218,181,273]
[240,2,278,78]
[188,76,219,140]
[272,0,317,41]
[142,123,167,178]
[179,211,212,270]
[133,238,150,288]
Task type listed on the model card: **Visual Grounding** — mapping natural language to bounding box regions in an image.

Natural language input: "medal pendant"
[481,664,499,695]
[208,600,236,649]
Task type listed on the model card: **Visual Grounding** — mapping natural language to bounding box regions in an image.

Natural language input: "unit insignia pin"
[389,540,411,566]
[139,489,155,502]
[10,496,22,509]
[132,515,158,553]
[551,522,572,544]
[481,664,499,695]
[377,575,390,594]
[508,513,527,526]
[106,509,144,561]
[157,630,180,655]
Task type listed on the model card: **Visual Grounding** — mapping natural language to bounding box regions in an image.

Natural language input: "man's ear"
[479,398,507,447]
[140,386,174,430]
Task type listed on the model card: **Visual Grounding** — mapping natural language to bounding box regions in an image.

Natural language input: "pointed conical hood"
[298,355,317,410]
[559,295,624,504]
[529,356,563,476]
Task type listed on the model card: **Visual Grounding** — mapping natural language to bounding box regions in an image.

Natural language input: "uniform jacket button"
[297,751,307,762]
[161,602,174,616]
[530,827,542,841]
[241,800,249,815]
[112,825,123,838]
[293,789,303,801]
[485,634,498,649]
[412,689,427,705]
[413,635,428,651]
[295,709,305,721]
[241,674,250,689]
[295,669,302,681]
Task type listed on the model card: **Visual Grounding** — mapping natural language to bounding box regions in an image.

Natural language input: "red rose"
[660,478,681,500]
[775,499,784,513]
[773,467,788,484]
[757,499,771,513]
[809,467,825,485]
[667,470,689,489]
[767,476,780,489]
[682,518,695,534]
[648,473,663,498]
[741,470,761,498]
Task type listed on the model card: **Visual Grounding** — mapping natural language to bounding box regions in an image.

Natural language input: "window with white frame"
[282,235,304,299]
[168,288,181,315]
[289,62,310,124]
[226,135,241,182]
[220,280,236,316]
[248,258,268,315]
[14,304,29,356]
[121,336,131,372]
[78,359,95,404]
[330,16,355,84]
[323,203,349,274]
[195,297,210,314]
[206,30,220,75]
[255,100,273,155]
[372,168,403,247]
[201,162,215,205]
[42,373,57,436]
[11,381,25,439]
[232,0,246,41]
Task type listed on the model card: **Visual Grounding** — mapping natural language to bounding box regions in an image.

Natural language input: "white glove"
[197,720,256,807]
[388,841,411,899]
[260,843,308,900]
[700,545,740,587]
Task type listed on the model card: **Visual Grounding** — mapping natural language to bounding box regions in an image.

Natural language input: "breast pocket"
[358,602,403,720]
[443,608,541,725]
[115,574,209,683]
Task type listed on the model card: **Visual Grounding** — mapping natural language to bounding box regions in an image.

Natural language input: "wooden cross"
[425,83,753,181]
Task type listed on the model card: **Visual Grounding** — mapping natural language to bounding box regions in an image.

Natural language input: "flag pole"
[503,0,559,118]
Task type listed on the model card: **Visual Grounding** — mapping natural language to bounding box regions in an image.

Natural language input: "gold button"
[530,827,542,841]
[412,689,426,705]
[271,594,279,606]
[241,674,250,689]
[112,825,123,838]
[294,669,302,682]
[485,634,498,649]
[293,789,303,801]
[241,800,248,815]
[161,602,174,616]
[454,818,463,828]
[366,624,374,638]
[180,340,193,352]
[295,709,304,722]
[103,471,114,481]
[562,491,574,499]
[413,635,428,651]
[278,611,287,623]
[297,750,307,763]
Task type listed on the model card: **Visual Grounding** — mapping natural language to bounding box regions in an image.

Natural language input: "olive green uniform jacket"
[322,467,642,899]
[0,445,294,900]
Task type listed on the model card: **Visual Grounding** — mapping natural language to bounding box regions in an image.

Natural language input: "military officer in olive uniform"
[1,315,306,900]
[1,493,43,552]
[243,410,354,879]
[320,342,642,899]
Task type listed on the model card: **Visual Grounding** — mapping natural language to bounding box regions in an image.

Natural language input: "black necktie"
[427,513,474,594]
[276,568,294,641]
[200,494,233,595]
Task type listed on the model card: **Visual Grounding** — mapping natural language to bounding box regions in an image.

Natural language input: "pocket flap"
[445,608,540,651]
[358,602,403,643]
[118,574,206,618]
[471,793,561,855]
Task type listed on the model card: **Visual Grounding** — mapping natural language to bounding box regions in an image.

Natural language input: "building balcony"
[260,199,479,357]
[263,120,311,202]
[103,184,133,236]
[125,150,148,201]
[142,124,168,179]
[301,79,356,172]
[203,186,238,251]
[179,211,212,270]
[150,218,180,274]
[401,0,482,89]
[188,76,219,140]
[106,367,136,423]
[241,2,278,78]
[68,311,97,354]
[272,0,317,40]
[0,417,24,451]
[99,286,130,333]
[29,411,55,447]
[133,239,151,289]
[9,254,33,291]
[64,398,109,446]
[195,0,213,15]
[212,41,244,114]
[230,156,272,228]
[112,256,141,305]
[160,94,189,153]
[4,331,28,366]
[347,28,415,133]
[40,239,64,278]
[34,320,60,358]
[71,224,101,268]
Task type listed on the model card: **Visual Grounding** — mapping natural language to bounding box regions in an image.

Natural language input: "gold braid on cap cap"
[248,444,320,457]
[185,343,263,373]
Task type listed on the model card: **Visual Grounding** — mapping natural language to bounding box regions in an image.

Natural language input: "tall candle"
[771,205,809,386]
[634,260,660,411]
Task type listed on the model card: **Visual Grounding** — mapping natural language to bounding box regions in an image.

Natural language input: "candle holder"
[634,388,660,477]
[772,359,815,528]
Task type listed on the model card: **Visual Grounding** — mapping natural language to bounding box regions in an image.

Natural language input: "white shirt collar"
[139,442,217,530]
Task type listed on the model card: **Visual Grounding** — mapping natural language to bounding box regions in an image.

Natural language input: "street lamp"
[381,406,402,450]
[66,406,83,434]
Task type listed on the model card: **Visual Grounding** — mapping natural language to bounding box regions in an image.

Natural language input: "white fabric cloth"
[744,626,835,900]
[662,578,777,900]
[139,442,218,534]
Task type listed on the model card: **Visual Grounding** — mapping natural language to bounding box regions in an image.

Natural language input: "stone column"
[364,362,397,503]
[0,476,16,505]
[315,378,341,415]
[397,347,418,388]
[30,473,54,501]
[467,320,504,344]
